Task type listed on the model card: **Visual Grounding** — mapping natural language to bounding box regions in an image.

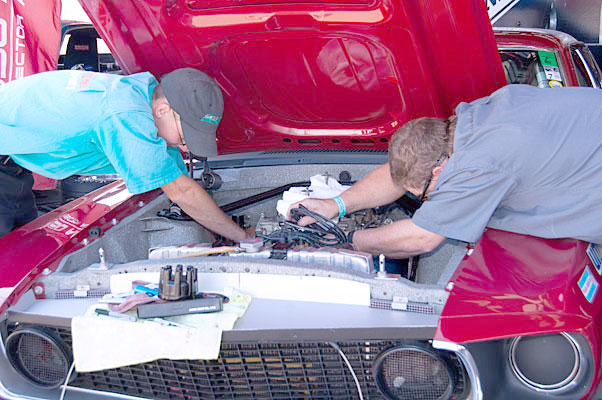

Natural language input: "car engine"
[147,201,410,275]
[42,163,459,317]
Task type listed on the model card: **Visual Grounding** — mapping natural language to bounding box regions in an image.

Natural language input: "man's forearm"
[162,175,247,242]
[352,219,445,258]
[340,163,406,214]
[289,163,408,226]
[176,188,247,242]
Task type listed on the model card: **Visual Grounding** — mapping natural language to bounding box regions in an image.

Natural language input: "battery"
[137,297,222,318]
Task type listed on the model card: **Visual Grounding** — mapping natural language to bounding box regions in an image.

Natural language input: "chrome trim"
[59,385,147,400]
[432,340,482,400]
[574,48,600,88]
[373,344,454,400]
[70,174,121,183]
[548,3,558,30]
[508,332,585,393]
[493,27,580,46]
[5,327,71,389]
[0,385,44,400]
[0,328,144,400]
[0,337,47,400]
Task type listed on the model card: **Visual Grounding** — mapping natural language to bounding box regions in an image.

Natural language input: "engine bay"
[148,202,410,275]
[34,162,466,314]
[150,172,413,276]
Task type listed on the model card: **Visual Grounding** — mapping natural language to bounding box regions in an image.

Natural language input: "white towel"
[276,174,350,217]
[71,290,251,372]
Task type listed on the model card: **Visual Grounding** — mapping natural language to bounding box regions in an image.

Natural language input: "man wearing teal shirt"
[0,68,251,241]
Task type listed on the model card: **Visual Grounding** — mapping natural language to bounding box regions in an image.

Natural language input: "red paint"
[435,229,602,398]
[79,0,506,154]
[32,175,57,191]
[0,0,60,83]
[436,229,601,340]
[31,282,45,300]
[0,182,160,314]
[0,0,61,190]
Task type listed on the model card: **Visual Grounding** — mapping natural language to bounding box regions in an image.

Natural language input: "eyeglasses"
[419,152,449,202]
[173,111,186,146]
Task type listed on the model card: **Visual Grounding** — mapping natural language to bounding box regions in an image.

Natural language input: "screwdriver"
[95,308,137,322]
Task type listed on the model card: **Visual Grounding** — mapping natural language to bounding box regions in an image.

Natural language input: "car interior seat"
[501,58,519,84]
[63,30,99,72]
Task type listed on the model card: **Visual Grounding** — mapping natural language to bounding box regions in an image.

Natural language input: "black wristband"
[347,230,356,244]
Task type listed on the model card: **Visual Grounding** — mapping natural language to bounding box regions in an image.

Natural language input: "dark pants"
[0,157,37,238]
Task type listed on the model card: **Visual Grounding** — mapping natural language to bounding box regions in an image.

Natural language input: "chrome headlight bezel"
[508,332,587,393]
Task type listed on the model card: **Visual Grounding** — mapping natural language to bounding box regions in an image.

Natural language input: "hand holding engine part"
[278,173,350,225]
[262,204,348,248]
[287,197,340,226]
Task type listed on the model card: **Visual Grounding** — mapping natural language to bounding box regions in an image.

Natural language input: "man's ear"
[432,159,448,177]
[153,101,171,119]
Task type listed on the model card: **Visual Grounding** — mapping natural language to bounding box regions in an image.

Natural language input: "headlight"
[372,344,455,400]
[509,332,584,392]
[5,326,73,388]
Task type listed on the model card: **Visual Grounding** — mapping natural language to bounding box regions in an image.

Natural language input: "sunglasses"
[419,152,449,202]
[173,111,186,146]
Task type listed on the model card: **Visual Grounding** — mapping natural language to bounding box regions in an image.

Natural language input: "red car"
[496,27,602,88]
[36,26,601,213]
[0,1,600,400]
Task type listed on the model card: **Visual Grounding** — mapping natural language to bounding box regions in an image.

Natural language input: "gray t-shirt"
[412,84,602,244]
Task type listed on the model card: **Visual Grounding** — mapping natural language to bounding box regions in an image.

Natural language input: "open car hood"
[80,0,505,154]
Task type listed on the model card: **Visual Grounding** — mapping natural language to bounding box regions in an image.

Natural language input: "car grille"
[7,325,469,400]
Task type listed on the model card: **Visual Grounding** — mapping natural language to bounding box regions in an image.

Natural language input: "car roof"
[494,27,582,47]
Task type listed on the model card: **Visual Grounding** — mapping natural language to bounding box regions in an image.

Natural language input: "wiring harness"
[258,205,348,248]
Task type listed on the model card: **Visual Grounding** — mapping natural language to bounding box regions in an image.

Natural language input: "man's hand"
[287,164,406,226]
[287,198,339,226]
[244,225,256,238]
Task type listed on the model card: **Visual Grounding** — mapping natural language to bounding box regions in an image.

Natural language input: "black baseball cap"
[160,68,223,157]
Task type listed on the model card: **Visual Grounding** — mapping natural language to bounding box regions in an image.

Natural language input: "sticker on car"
[578,265,599,303]
[543,65,561,81]
[538,51,564,86]
[587,243,602,275]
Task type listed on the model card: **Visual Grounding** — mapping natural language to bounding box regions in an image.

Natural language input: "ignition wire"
[258,205,347,247]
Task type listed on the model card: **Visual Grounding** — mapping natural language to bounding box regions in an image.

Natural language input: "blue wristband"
[333,196,346,218]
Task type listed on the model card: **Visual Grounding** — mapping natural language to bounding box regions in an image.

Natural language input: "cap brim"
[181,119,218,158]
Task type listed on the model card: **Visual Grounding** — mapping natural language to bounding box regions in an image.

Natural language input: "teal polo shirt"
[0,70,186,194]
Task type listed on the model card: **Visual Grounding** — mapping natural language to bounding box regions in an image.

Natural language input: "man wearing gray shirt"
[289,84,602,258]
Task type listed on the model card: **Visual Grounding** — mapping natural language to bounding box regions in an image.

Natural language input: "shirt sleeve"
[166,146,188,176]
[94,111,184,194]
[412,162,517,243]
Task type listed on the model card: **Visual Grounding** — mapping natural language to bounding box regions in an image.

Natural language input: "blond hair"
[388,116,456,189]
